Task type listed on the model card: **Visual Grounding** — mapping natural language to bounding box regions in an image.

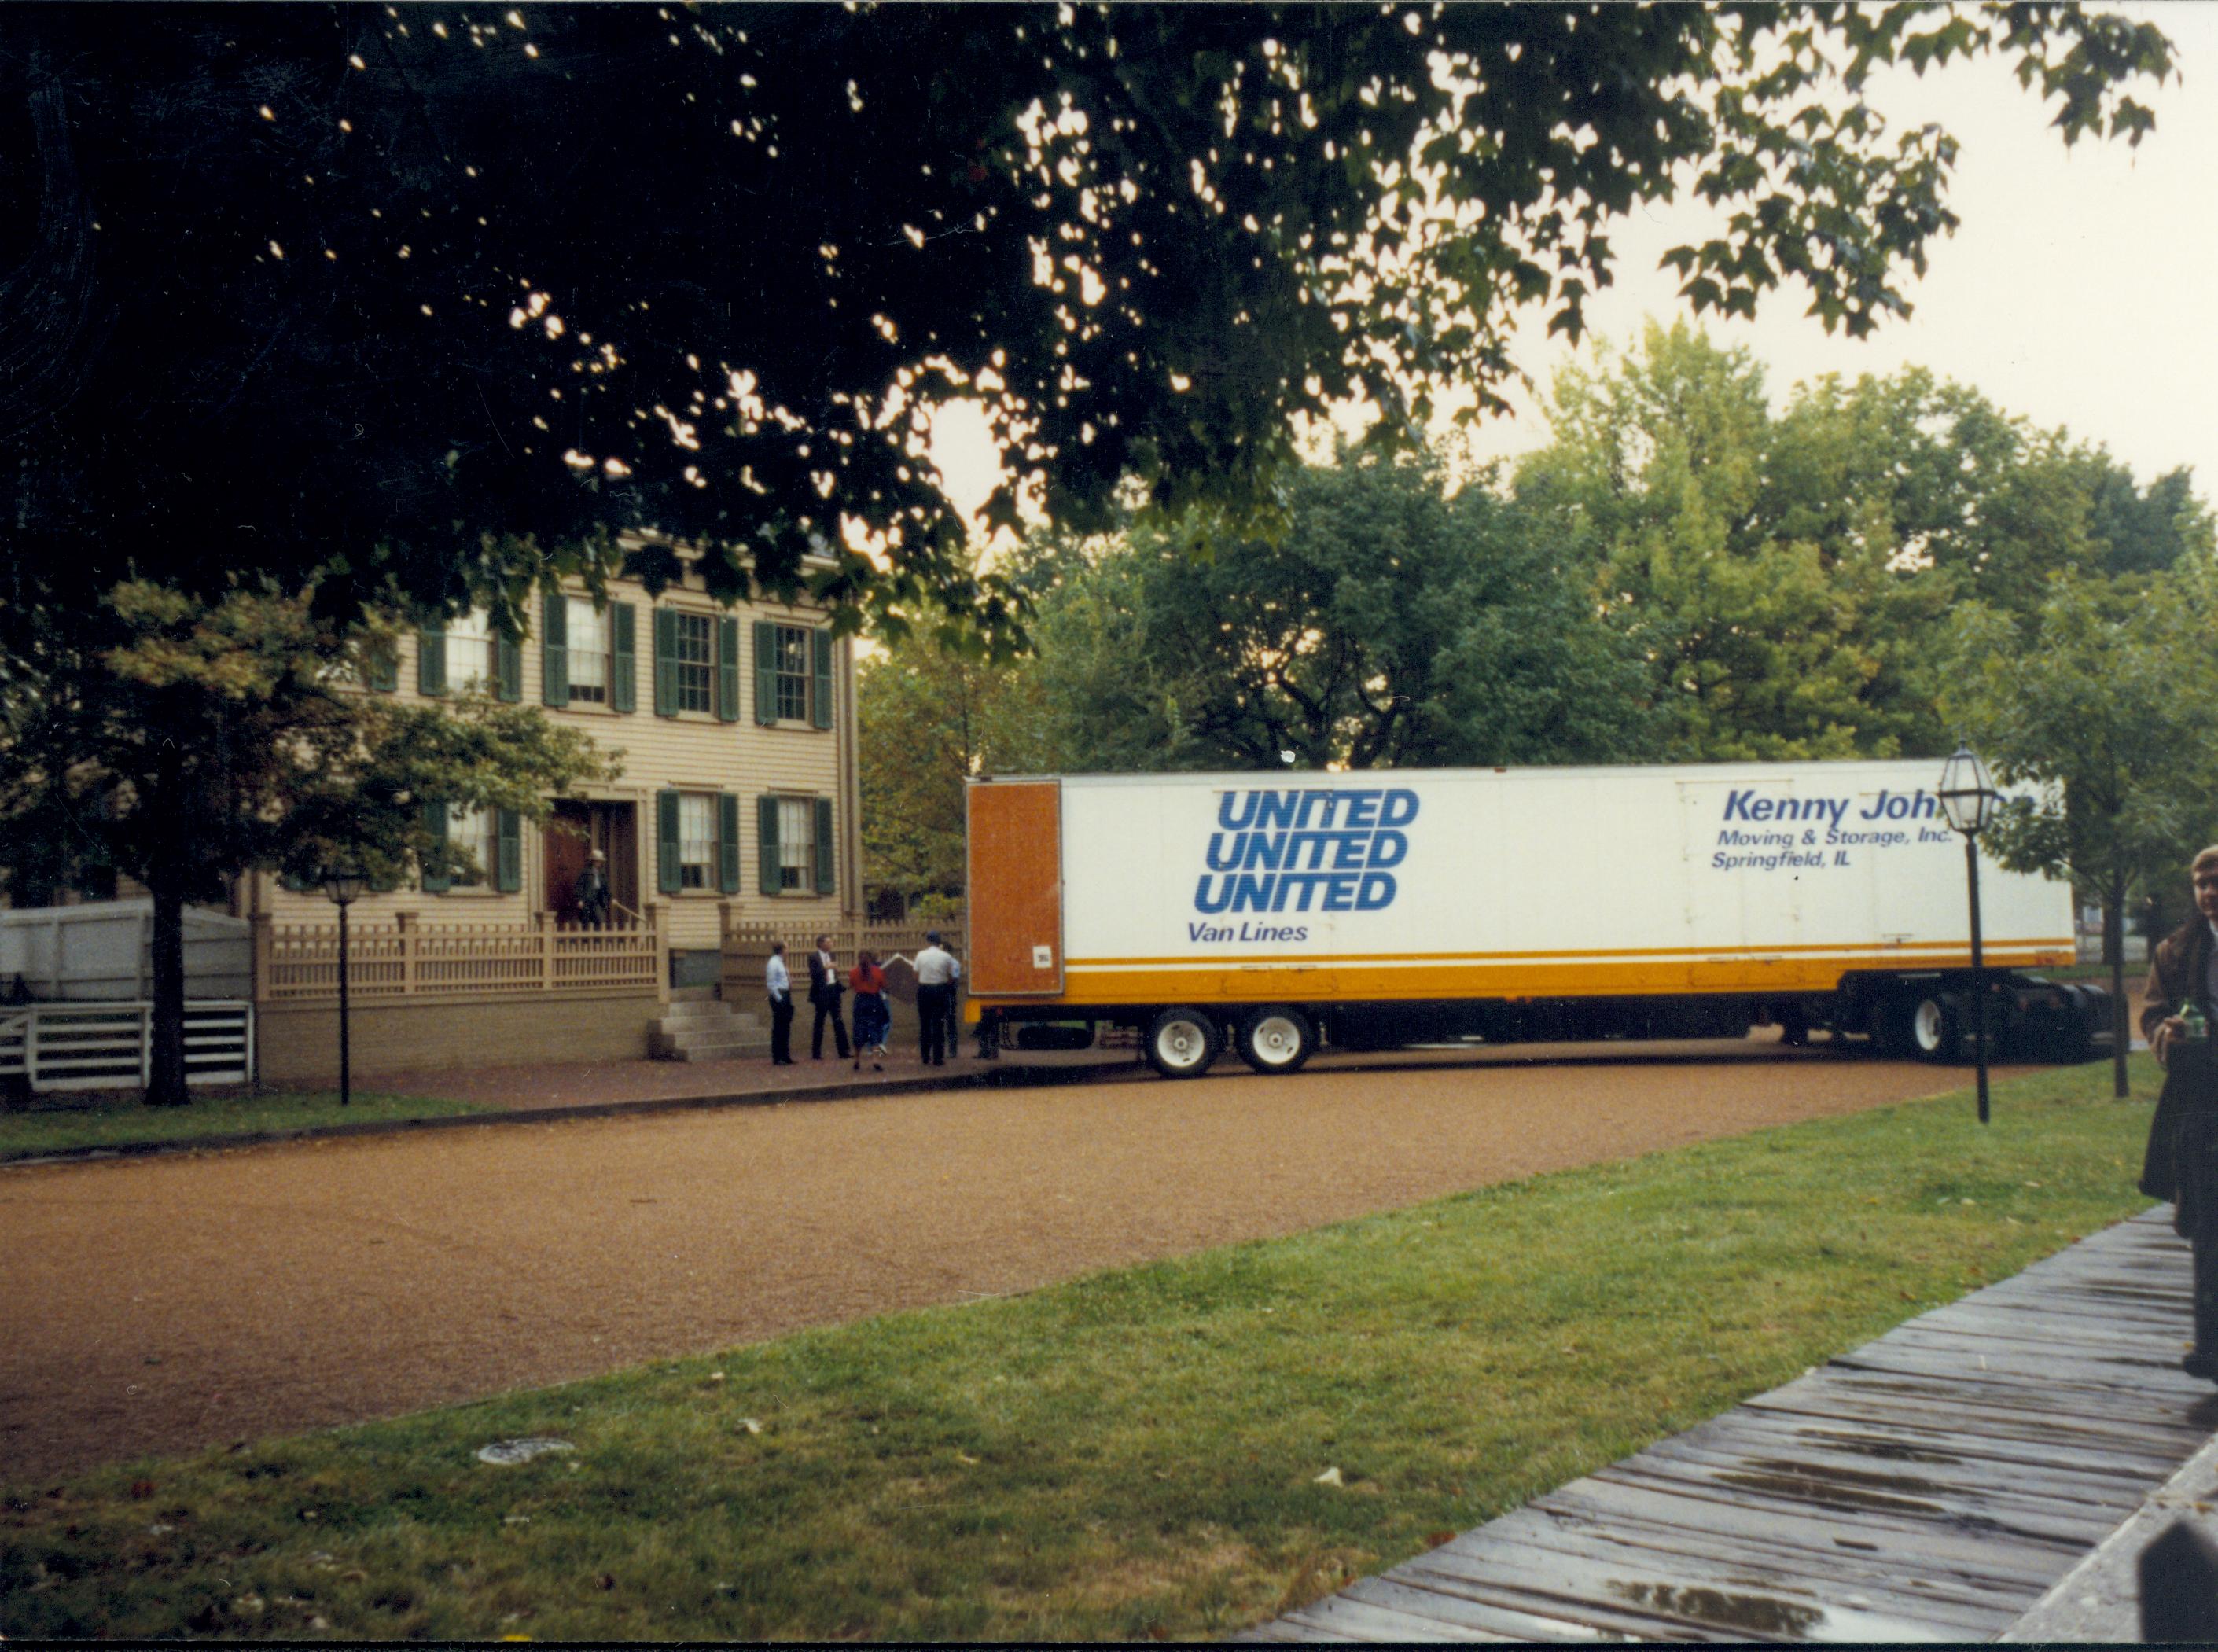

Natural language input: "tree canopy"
[1,4,2177,642]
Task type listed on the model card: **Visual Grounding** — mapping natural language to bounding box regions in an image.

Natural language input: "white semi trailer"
[962,759,2106,1076]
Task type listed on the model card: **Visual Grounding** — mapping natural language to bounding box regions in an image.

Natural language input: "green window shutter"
[420,799,451,893]
[366,639,398,693]
[716,616,742,723]
[753,620,778,725]
[718,793,742,894]
[813,797,836,895]
[495,633,523,703]
[540,591,569,708]
[656,790,683,894]
[653,607,679,717]
[609,602,636,713]
[757,793,781,896]
[417,624,447,697]
[495,808,523,892]
[811,629,834,730]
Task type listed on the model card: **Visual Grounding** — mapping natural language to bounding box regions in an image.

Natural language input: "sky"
[932,3,2218,522]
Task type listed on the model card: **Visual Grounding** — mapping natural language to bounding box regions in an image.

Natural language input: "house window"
[673,613,714,713]
[566,598,609,704]
[772,624,812,722]
[778,796,813,892]
[446,804,496,888]
[447,609,497,690]
[678,793,716,890]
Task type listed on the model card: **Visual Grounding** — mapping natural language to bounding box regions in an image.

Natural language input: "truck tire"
[1145,1006,1219,1079]
[1901,992,1964,1062]
[1235,1006,1315,1074]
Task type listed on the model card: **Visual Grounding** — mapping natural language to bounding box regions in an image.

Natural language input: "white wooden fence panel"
[0,1002,254,1093]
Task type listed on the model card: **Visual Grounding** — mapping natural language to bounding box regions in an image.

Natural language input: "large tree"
[1014,446,1657,773]
[0,585,616,1103]
[1,5,2177,643]
[1947,568,2218,1098]
[1514,322,2210,761]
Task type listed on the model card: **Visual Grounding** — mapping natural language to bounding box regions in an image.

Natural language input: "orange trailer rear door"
[967,779,1064,995]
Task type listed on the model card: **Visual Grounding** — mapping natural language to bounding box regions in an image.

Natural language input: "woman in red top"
[849,950,888,1069]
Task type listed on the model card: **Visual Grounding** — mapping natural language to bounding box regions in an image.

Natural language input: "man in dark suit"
[807,933,852,1060]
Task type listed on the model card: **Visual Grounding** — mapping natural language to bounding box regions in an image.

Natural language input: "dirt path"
[0,1041,2025,1484]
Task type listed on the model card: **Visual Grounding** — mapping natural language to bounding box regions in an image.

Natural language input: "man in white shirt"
[914,932,957,1066]
[764,941,795,1065]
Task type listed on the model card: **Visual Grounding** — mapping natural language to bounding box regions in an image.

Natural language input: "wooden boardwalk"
[1240,1209,2218,1643]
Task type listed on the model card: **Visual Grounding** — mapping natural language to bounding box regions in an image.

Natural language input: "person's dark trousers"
[918,983,949,1065]
[769,995,795,1065]
[811,995,851,1059]
[2195,1234,2218,1361]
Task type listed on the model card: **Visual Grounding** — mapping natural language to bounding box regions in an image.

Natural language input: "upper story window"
[446,610,496,691]
[673,612,714,713]
[771,624,811,722]
[566,598,610,705]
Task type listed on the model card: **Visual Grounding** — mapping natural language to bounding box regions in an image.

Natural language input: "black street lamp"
[1937,745,2002,1124]
[319,866,368,1107]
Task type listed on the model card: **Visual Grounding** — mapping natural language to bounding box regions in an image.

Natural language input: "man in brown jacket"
[2141,846,2218,1379]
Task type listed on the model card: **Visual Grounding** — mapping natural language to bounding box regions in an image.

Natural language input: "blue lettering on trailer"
[1197,789,1418,916]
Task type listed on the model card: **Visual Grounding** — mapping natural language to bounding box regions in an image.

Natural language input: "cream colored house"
[244,556,865,1081]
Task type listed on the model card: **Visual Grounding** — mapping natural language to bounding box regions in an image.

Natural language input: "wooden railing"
[256,909,662,1003]
[719,907,965,1000]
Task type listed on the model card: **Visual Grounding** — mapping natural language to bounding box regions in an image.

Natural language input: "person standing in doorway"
[2143,844,2218,1380]
[765,940,796,1066]
[807,933,852,1061]
[914,930,957,1067]
[573,848,612,928]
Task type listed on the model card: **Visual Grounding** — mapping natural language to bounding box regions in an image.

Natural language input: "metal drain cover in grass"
[476,1437,575,1466]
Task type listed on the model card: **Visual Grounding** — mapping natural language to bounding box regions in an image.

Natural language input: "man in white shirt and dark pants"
[764,940,795,1066]
[914,931,957,1067]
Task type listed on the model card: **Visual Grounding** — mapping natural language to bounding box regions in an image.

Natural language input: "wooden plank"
[1458,1509,2015,1631]
[1340,1576,1607,1643]
[1279,1591,1505,1643]
[1648,1417,2155,1510]
[1363,1562,1739,1643]
[1393,1525,1987,1639]
[1539,1475,2073,1584]
[1687,1407,2182,1487]
[1635,1432,2145,1525]
[1594,1455,2113,1551]
[1516,1489,2055,1610]
[1741,1383,2209,1465]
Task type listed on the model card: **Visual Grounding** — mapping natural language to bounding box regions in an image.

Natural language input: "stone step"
[660,998,741,1023]
[661,1035,773,1062]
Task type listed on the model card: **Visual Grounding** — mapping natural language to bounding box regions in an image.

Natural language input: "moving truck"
[962,760,2108,1077]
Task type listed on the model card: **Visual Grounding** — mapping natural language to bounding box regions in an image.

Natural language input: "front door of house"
[546,802,639,925]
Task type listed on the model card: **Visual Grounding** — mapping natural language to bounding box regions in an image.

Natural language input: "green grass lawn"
[0,1058,2161,1641]
[0,1089,489,1161]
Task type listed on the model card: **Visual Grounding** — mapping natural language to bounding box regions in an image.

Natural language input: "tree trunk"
[2109,869,2130,1101]
[144,878,190,1107]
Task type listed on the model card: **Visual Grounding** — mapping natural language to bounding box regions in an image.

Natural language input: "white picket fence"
[0,1001,256,1093]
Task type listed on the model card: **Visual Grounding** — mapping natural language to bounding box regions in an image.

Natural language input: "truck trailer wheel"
[1902,992,1964,1062]
[1235,1006,1315,1074]
[1146,1006,1220,1078]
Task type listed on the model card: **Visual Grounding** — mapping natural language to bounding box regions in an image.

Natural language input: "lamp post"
[1937,745,2002,1124]
[319,866,368,1107]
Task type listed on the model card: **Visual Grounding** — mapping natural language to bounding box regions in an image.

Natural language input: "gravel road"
[0,1038,2025,1484]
